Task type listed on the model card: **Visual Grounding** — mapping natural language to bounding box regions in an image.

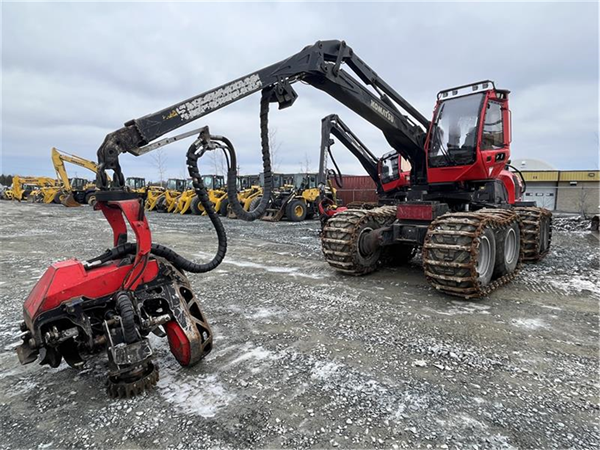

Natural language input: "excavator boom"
[51,147,107,206]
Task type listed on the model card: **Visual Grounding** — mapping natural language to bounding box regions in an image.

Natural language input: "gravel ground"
[0,201,598,449]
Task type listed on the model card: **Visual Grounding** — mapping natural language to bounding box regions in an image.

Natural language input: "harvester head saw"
[16,128,230,398]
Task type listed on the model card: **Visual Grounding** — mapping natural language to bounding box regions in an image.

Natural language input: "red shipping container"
[332,175,379,205]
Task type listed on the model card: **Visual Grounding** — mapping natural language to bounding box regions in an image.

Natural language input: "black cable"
[224,88,274,221]
[507,163,527,196]
[88,89,280,275]
[327,147,343,188]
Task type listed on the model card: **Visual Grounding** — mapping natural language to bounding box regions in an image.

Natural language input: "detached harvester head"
[16,196,213,397]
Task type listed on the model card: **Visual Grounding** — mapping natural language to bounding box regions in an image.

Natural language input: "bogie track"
[423,209,525,299]
[514,207,552,262]
[321,206,396,275]
[322,205,552,300]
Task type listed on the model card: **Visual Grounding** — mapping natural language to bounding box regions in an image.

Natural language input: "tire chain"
[422,208,525,299]
[514,207,552,262]
[321,206,397,275]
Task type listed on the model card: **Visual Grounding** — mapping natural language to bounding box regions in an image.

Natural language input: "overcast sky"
[2,1,599,182]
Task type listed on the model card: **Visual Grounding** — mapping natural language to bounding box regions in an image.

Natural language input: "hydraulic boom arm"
[96,40,430,187]
[317,114,382,193]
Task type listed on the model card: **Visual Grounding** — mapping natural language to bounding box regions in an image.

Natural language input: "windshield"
[71,178,87,190]
[380,155,400,184]
[126,178,144,189]
[167,179,184,191]
[202,176,214,190]
[429,93,484,168]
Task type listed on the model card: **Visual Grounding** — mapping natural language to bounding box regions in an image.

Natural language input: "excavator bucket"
[260,207,286,222]
[61,193,81,207]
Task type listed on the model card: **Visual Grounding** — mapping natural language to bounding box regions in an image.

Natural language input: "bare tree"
[578,185,591,218]
[268,127,282,172]
[207,151,227,176]
[299,151,312,174]
[151,148,167,185]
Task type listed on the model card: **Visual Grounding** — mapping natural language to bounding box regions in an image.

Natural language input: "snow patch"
[158,372,234,418]
[311,361,342,381]
[512,318,547,330]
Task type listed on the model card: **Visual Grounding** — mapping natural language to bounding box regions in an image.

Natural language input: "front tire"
[286,199,307,222]
[249,196,262,212]
[155,196,167,213]
[190,196,203,215]
[476,227,496,287]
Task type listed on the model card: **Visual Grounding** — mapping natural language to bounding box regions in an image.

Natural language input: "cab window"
[481,101,504,149]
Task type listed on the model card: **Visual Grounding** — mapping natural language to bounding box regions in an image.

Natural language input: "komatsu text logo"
[176,74,262,121]
[370,100,394,124]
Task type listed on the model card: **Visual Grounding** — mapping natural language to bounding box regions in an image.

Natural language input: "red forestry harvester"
[17,40,550,397]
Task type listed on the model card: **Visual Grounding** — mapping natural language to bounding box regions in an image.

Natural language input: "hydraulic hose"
[88,88,280,274]
[88,141,227,274]
[224,88,273,221]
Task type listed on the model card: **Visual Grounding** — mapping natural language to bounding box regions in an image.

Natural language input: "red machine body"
[423,82,517,203]
[23,258,159,326]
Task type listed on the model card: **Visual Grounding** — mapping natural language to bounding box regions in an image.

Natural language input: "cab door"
[479,98,510,179]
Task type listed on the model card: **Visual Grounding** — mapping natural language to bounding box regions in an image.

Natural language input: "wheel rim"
[358,227,375,258]
[540,220,549,252]
[504,228,517,265]
[294,205,303,217]
[477,235,492,279]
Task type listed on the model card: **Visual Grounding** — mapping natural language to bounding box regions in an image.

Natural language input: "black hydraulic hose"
[327,147,343,188]
[224,89,273,221]
[89,143,228,274]
[507,163,527,196]
[88,90,280,274]
[176,144,227,272]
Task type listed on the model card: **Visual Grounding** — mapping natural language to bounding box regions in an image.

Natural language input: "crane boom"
[317,114,381,192]
[96,40,430,187]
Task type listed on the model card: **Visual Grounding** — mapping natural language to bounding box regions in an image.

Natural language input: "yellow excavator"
[51,147,104,207]
[6,176,57,202]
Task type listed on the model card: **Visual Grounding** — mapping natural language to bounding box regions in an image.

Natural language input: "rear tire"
[219,198,229,216]
[286,199,307,222]
[493,222,520,278]
[249,196,262,212]
[539,215,551,254]
[53,192,63,204]
[190,196,202,215]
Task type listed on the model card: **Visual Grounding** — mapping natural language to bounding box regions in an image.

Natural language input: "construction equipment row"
[2,152,336,222]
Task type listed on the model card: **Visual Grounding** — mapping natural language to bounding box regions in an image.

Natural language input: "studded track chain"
[422,208,525,299]
[514,207,552,262]
[321,206,397,275]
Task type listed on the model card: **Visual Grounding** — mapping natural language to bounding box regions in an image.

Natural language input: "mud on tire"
[515,207,552,262]
[321,206,396,275]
